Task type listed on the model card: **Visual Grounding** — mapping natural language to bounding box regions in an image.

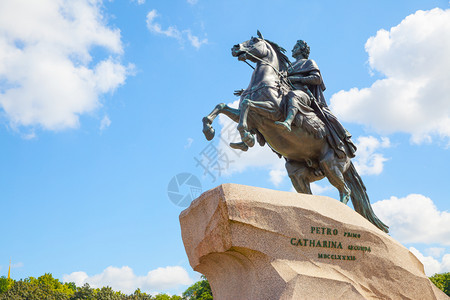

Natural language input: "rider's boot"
[275,108,296,132]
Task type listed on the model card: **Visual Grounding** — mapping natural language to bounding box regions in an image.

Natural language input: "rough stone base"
[179,184,448,300]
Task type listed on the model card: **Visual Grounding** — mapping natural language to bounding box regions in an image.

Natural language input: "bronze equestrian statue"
[202,31,388,233]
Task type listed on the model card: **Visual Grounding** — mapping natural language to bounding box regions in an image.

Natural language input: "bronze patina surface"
[202,31,388,233]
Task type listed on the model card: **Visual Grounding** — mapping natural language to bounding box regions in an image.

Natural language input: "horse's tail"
[344,162,389,233]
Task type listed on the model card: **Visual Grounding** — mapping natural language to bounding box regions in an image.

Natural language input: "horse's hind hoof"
[341,195,350,205]
[340,190,351,205]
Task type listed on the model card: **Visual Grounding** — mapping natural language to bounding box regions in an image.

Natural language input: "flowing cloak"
[287,59,357,159]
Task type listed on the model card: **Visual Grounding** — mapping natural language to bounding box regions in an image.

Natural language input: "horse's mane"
[264,39,290,72]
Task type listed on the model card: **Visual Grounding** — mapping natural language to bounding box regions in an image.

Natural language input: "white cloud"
[63,265,194,295]
[330,8,450,144]
[409,247,450,276]
[132,0,145,4]
[64,271,89,286]
[0,0,130,132]
[372,194,450,245]
[310,182,333,195]
[94,59,129,94]
[99,115,111,131]
[146,10,181,40]
[269,168,285,186]
[146,9,207,49]
[185,30,207,49]
[353,136,390,175]
[425,247,445,258]
[187,0,198,4]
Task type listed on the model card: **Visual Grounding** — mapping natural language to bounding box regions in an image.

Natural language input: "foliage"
[182,276,212,300]
[153,294,181,300]
[0,273,75,300]
[4,270,448,299]
[126,288,153,300]
[0,277,13,294]
[95,286,123,300]
[2,270,446,299]
[429,272,450,296]
[0,273,195,299]
[71,283,95,300]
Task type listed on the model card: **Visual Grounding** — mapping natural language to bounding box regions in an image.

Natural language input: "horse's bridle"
[241,42,295,90]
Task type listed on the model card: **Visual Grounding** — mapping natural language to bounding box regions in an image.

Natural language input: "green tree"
[66,282,77,293]
[0,276,13,294]
[125,288,152,300]
[429,272,450,296]
[95,286,123,300]
[0,279,42,300]
[0,272,214,300]
[72,283,95,300]
[36,273,75,298]
[182,276,212,300]
[1,274,73,300]
[152,293,181,300]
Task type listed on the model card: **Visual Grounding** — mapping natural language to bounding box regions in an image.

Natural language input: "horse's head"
[231,31,270,63]
[231,31,289,73]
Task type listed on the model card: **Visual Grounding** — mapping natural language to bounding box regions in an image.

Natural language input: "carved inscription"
[290,226,372,261]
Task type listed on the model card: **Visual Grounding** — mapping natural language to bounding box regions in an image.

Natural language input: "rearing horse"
[202,32,388,233]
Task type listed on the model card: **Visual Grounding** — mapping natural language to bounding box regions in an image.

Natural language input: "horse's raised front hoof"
[274,121,292,132]
[229,142,248,152]
[202,123,215,141]
[242,131,255,147]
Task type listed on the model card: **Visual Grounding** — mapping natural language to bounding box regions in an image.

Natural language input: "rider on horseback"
[275,40,357,159]
[201,33,389,233]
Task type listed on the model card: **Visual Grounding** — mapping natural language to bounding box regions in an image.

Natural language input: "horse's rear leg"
[203,103,240,141]
[286,160,324,194]
[319,150,351,204]
[286,160,312,194]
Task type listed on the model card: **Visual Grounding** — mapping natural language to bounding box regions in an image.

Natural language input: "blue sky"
[0,0,449,295]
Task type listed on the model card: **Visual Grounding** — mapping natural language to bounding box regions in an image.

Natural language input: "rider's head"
[292,40,310,59]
